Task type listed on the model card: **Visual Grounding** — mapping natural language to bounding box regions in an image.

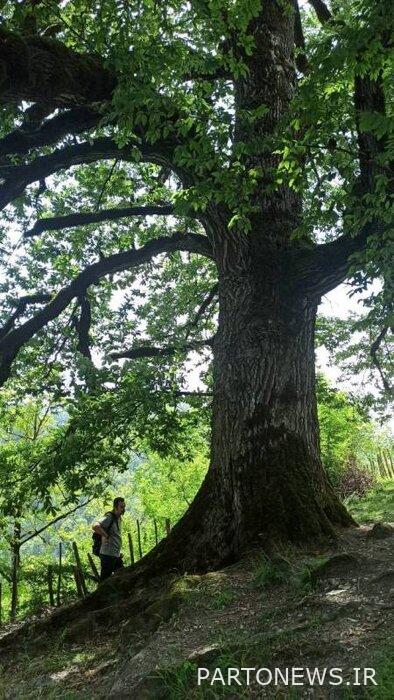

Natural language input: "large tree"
[0,0,391,573]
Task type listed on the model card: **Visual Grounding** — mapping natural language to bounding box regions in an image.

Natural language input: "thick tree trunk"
[116,245,354,580]
[208,266,353,554]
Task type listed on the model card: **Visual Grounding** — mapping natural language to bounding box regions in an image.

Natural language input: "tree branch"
[0,26,229,109]
[20,498,94,545]
[109,337,214,361]
[0,232,213,386]
[0,292,52,340]
[25,204,176,237]
[0,136,187,211]
[288,222,379,298]
[19,102,57,132]
[370,326,392,395]
[0,107,102,158]
[293,0,309,75]
[0,137,127,182]
[95,159,118,210]
[307,0,332,24]
[0,28,116,106]
[74,294,92,360]
[174,390,213,398]
[184,283,219,339]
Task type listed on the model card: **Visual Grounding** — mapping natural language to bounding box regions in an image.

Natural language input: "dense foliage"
[0,0,391,403]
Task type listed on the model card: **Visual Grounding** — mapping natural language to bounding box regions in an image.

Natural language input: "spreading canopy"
[0,0,391,406]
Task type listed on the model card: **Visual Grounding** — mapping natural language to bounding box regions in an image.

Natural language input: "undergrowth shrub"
[253,554,291,590]
[337,463,375,499]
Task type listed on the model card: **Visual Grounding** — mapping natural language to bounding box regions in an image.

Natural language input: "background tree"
[317,312,393,421]
[0,395,100,617]
[0,0,391,575]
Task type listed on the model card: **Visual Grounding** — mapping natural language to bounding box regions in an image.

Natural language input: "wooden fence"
[0,513,176,621]
[367,448,394,480]
[46,516,172,606]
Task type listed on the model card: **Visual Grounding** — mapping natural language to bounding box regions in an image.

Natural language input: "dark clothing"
[100,554,123,581]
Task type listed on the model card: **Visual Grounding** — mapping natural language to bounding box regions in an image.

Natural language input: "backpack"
[92,511,116,556]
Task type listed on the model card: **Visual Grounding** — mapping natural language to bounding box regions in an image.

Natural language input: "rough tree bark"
[0,28,116,105]
[133,255,352,574]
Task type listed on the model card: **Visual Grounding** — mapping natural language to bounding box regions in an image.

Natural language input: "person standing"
[92,497,125,581]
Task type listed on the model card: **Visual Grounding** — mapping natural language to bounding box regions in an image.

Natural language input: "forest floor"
[0,482,393,699]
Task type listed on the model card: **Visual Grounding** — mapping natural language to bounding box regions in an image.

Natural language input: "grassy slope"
[0,481,392,699]
[345,481,394,524]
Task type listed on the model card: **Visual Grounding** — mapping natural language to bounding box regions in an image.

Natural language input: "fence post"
[153,518,158,546]
[87,553,100,582]
[72,541,87,595]
[128,532,135,564]
[72,565,84,598]
[136,520,143,559]
[386,449,394,478]
[367,457,376,475]
[378,449,387,478]
[47,565,55,606]
[376,451,385,478]
[56,542,62,607]
[165,518,171,536]
[10,521,21,621]
[382,449,394,479]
